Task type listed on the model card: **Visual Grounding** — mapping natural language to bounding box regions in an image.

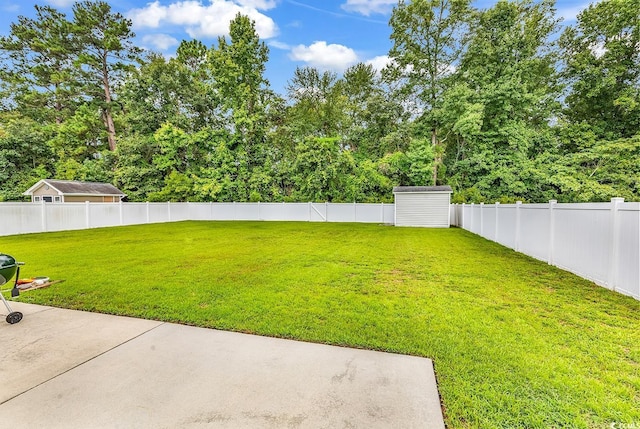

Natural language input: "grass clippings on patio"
[2,221,639,429]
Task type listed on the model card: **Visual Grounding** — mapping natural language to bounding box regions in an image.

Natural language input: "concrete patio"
[0,302,445,428]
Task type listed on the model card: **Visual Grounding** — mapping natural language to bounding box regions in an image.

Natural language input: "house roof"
[393,186,453,193]
[23,179,125,196]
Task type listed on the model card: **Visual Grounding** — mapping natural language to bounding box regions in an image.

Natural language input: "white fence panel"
[148,203,170,223]
[353,203,387,223]
[234,203,260,220]
[469,204,482,235]
[44,203,86,232]
[187,203,212,221]
[481,204,497,241]
[518,205,550,261]
[495,205,517,249]
[122,203,149,225]
[383,204,395,224]
[0,203,41,235]
[553,204,611,285]
[169,202,190,221]
[89,203,120,228]
[616,205,640,299]
[259,203,309,221]
[327,203,357,222]
[210,203,234,220]
[309,203,327,222]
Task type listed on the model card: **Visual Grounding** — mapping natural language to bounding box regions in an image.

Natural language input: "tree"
[342,63,409,158]
[72,1,141,151]
[120,45,219,135]
[0,5,78,125]
[114,134,163,201]
[292,137,355,202]
[285,66,347,139]
[209,13,271,166]
[443,0,560,201]
[388,0,472,184]
[560,0,640,141]
[0,113,54,200]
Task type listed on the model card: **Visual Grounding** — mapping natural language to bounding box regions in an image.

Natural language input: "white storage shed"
[393,186,453,227]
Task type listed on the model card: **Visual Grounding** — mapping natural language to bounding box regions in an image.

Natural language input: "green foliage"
[71,1,141,151]
[209,13,271,167]
[560,0,640,140]
[148,171,196,202]
[555,136,640,202]
[0,5,78,124]
[441,0,562,202]
[0,2,639,203]
[285,66,348,138]
[292,137,355,202]
[405,138,434,186]
[388,0,472,182]
[0,114,54,200]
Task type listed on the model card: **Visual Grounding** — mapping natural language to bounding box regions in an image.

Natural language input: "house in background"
[23,179,126,203]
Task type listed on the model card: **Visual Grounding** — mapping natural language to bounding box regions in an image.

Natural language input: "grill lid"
[0,253,16,269]
[0,253,18,286]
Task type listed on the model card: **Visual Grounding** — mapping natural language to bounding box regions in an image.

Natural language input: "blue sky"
[0,0,596,94]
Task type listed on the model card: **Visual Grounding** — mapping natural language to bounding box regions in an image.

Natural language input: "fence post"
[119,200,124,225]
[167,201,171,222]
[258,201,261,221]
[381,202,384,223]
[548,200,557,265]
[325,201,328,222]
[354,201,357,222]
[85,201,91,229]
[515,201,522,252]
[608,197,624,290]
[495,202,500,242]
[146,202,150,224]
[461,203,465,229]
[480,203,484,236]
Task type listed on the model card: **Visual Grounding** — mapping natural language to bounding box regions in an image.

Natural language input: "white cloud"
[236,0,276,8]
[289,41,359,71]
[127,0,278,39]
[142,34,180,51]
[269,40,291,50]
[365,55,392,73]
[129,1,167,27]
[340,0,397,16]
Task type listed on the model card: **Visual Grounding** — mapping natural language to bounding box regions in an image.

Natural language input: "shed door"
[395,193,450,227]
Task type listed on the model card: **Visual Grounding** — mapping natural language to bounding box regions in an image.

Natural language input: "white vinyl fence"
[450,199,640,300]
[0,201,395,237]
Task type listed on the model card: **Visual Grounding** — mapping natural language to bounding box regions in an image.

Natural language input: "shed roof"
[393,186,453,193]
[23,179,125,196]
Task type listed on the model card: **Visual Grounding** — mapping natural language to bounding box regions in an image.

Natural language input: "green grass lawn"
[2,221,639,428]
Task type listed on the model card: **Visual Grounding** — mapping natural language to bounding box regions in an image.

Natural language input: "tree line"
[0,0,638,203]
